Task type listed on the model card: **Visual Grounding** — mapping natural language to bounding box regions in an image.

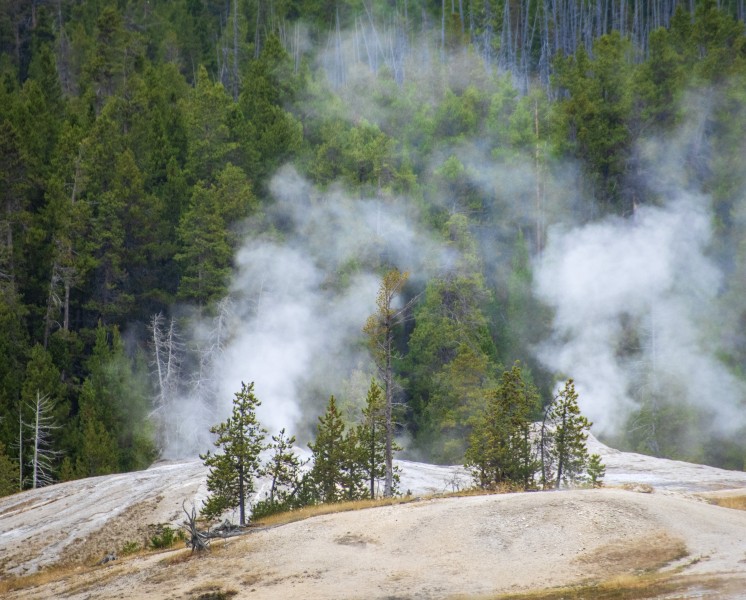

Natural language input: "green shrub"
[120,540,141,555]
[149,525,185,549]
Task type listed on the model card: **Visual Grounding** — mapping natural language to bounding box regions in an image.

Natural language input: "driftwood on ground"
[210,519,245,538]
[181,502,249,552]
[97,552,117,565]
[182,501,210,552]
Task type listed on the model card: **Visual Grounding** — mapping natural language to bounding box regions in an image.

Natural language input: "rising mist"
[158,24,746,464]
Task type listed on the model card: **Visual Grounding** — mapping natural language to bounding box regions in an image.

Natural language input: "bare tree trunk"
[151,313,166,398]
[18,409,23,489]
[555,404,567,489]
[63,280,70,331]
[534,99,543,254]
[182,502,210,552]
[364,270,419,497]
[255,0,262,58]
[370,417,376,498]
[232,0,239,101]
[540,406,549,489]
[42,265,60,349]
[383,311,394,497]
[238,462,245,526]
[150,312,184,452]
[32,397,39,489]
[441,0,446,60]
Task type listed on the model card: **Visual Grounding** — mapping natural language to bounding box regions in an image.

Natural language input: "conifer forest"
[2,0,746,495]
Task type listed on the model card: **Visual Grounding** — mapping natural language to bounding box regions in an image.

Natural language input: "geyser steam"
[535,140,745,440]
[163,166,444,458]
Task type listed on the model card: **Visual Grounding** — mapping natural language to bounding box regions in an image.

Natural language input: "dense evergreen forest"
[2,0,746,495]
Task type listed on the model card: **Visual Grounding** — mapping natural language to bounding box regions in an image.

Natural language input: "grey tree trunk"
[383,312,394,497]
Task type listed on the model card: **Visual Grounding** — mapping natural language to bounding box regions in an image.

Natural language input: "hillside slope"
[2,436,746,598]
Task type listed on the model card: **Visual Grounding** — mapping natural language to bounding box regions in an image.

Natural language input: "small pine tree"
[75,382,119,477]
[339,427,367,501]
[465,363,540,490]
[539,402,556,490]
[200,381,266,526]
[77,413,120,477]
[308,396,349,503]
[356,380,400,498]
[363,269,413,497]
[252,428,308,518]
[308,396,364,502]
[586,453,606,488]
[547,379,592,489]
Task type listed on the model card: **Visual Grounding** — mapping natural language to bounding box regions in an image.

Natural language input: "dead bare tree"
[182,501,210,552]
[24,391,60,489]
[181,500,248,553]
[190,297,234,407]
[149,312,183,451]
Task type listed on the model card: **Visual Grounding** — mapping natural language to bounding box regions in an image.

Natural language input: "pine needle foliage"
[363,269,413,497]
[200,381,266,526]
[252,428,309,519]
[547,379,592,488]
[465,363,540,490]
[586,453,606,487]
[308,395,357,503]
[308,384,401,505]
[0,442,19,497]
[356,379,400,498]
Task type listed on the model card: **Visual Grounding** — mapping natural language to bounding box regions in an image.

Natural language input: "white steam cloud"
[535,151,745,438]
[163,166,446,458]
[158,33,746,461]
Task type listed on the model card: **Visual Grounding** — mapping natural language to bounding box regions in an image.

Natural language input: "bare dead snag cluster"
[181,502,248,553]
[182,501,210,552]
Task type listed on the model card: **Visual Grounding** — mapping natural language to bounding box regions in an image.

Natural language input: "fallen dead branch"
[181,501,210,552]
[181,502,249,553]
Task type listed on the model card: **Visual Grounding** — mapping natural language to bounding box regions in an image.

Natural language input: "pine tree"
[238,33,303,185]
[0,441,18,497]
[356,380,390,499]
[308,395,350,503]
[0,282,28,453]
[19,344,66,487]
[546,380,592,489]
[201,381,266,526]
[553,32,633,213]
[364,269,415,497]
[180,65,237,184]
[339,426,367,501]
[75,381,120,478]
[465,363,540,490]
[586,453,606,488]
[175,163,256,309]
[80,324,155,473]
[255,428,308,516]
[407,215,498,463]
[0,120,30,286]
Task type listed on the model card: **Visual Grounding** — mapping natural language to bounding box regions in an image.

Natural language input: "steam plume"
[535,125,746,439]
[163,166,444,457]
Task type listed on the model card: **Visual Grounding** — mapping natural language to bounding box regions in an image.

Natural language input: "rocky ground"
[2,435,746,599]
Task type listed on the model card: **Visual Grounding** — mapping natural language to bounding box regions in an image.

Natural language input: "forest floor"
[2,435,746,599]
